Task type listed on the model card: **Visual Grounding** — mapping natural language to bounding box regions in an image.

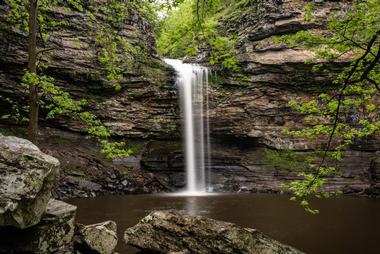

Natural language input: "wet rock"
[0,199,77,253]
[124,210,304,254]
[74,220,118,254]
[0,135,60,228]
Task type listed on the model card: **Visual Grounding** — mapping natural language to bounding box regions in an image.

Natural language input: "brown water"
[69,194,380,254]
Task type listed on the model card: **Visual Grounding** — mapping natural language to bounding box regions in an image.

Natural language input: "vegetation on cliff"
[1,0,161,158]
[155,0,380,212]
[275,0,380,213]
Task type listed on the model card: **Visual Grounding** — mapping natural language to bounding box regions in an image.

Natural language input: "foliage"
[303,2,314,22]
[20,72,133,159]
[284,167,338,215]
[275,0,380,213]
[78,112,133,160]
[264,149,340,214]
[0,96,29,124]
[264,149,322,172]
[157,0,240,72]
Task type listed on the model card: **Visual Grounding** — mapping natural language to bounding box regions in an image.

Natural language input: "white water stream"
[164,59,211,194]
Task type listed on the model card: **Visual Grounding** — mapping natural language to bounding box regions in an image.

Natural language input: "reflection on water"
[185,197,198,216]
[69,194,380,254]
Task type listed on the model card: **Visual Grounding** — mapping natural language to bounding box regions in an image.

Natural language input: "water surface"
[69,194,380,254]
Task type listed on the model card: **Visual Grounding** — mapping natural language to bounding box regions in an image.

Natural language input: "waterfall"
[164,59,211,194]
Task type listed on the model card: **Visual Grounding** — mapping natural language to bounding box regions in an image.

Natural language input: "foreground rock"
[0,135,60,228]
[0,199,77,253]
[74,220,118,254]
[124,210,304,254]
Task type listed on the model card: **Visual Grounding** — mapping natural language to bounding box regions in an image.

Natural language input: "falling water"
[164,59,211,194]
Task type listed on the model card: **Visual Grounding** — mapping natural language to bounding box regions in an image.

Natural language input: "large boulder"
[74,220,118,254]
[124,210,304,254]
[0,135,60,228]
[0,199,77,253]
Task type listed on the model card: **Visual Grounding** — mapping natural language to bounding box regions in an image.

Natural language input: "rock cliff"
[200,0,378,193]
[143,0,380,195]
[0,1,180,139]
[0,1,179,196]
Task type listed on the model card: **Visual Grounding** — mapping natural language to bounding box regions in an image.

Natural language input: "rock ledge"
[125,210,304,254]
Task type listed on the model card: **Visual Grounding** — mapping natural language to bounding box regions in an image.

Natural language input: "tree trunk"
[28,0,38,144]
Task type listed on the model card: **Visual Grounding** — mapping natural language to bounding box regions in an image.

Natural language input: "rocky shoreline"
[0,134,305,254]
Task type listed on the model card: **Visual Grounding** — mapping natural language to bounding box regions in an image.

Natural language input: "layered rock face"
[0,1,179,195]
[171,0,379,194]
[124,210,304,254]
[209,0,350,149]
[0,1,180,139]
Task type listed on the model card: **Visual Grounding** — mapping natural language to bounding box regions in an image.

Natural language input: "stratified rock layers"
[0,2,180,139]
[141,0,379,194]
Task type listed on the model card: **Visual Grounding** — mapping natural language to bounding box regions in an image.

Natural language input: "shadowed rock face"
[0,199,77,254]
[141,139,378,195]
[124,210,304,254]
[0,135,60,229]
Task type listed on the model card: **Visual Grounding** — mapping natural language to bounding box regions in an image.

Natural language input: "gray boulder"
[0,135,60,228]
[74,220,118,254]
[0,199,77,253]
[125,210,304,254]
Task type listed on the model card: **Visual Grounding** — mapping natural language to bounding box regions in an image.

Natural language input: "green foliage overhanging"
[156,0,240,72]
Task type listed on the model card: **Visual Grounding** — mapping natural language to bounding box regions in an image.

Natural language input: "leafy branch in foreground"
[277,0,380,213]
